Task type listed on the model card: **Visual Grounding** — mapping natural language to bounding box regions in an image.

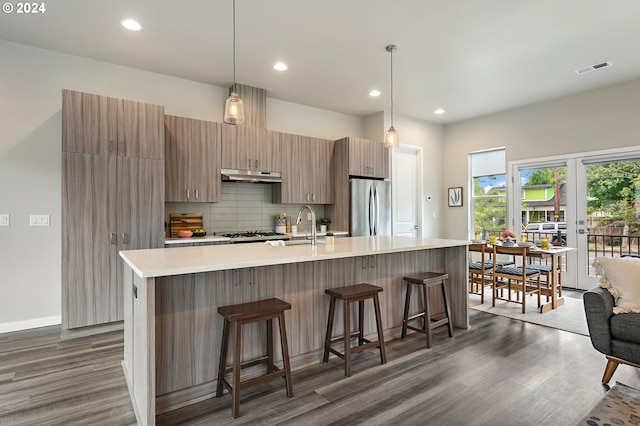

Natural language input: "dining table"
[525,245,575,313]
[477,240,575,313]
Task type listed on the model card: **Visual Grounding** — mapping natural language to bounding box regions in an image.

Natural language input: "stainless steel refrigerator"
[350,179,392,236]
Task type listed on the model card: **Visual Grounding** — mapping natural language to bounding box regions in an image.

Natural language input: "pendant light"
[384,45,399,148]
[224,0,245,124]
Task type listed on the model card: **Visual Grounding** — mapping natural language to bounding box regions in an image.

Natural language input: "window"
[470,148,506,238]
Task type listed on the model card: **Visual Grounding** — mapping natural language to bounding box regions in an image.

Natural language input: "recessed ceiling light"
[434,108,445,115]
[369,90,381,97]
[273,62,288,71]
[121,19,142,31]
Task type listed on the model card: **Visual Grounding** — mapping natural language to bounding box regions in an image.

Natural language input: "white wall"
[0,40,363,332]
[442,78,640,240]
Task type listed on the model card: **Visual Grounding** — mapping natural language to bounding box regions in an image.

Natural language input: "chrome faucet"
[296,204,317,246]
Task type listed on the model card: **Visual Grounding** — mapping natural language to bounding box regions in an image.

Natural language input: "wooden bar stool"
[323,283,387,377]
[401,272,453,348]
[216,298,293,418]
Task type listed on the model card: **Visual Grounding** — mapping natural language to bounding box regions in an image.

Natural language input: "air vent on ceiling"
[575,61,612,75]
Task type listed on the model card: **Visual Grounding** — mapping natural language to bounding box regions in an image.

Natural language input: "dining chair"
[492,245,542,313]
[468,243,493,304]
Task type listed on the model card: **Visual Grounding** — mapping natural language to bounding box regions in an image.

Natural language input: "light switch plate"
[0,214,9,226]
[29,214,50,226]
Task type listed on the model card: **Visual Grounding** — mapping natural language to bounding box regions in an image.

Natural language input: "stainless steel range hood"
[221,168,282,183]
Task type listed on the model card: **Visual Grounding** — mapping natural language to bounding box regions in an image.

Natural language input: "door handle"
[368,187,374,236]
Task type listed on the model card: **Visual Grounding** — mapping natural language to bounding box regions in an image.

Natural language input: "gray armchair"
[583,286,640,384]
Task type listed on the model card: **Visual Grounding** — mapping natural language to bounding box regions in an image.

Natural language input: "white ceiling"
[2,0,640,124]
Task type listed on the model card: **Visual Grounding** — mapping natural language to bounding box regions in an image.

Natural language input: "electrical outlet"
[29,214,50,226]
[0,214,9,226]
[307,213,312,220]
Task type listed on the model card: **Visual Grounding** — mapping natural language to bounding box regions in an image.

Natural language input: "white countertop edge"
[164,236,231,244]
[120,236,469,279]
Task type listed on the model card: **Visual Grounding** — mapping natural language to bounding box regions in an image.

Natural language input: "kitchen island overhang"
[120,236,469,426]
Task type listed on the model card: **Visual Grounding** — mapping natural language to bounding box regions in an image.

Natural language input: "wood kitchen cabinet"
[342,137,389,179]
[220,124,281,172]
[62,89,164,160]
[274,133,334,204]
[62,90,164,330]
[164,115,221,202]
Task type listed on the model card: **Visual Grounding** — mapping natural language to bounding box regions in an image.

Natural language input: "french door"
[510,147,640,291]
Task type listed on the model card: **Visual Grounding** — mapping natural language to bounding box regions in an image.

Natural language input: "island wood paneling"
[148,247,464,398]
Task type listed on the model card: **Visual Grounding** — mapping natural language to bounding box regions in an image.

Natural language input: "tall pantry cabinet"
[61,89,165,330]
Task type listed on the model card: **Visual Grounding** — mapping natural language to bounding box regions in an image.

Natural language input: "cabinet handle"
[312,193,316,202]
[110,233,117,245]
[369,255,376,269]
[122,233,129,245]
[255,159,259,170]
[249,268,254,286]
[109,140,116,153]
[195,189,199,200]
[362,257,368,269]
[248,159,252,169]
[234,269,239,287]
[186,189,190,199]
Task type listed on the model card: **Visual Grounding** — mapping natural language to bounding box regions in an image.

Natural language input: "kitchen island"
[120,236,468,425]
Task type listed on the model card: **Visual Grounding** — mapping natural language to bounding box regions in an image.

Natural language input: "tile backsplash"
[165,181,326,235]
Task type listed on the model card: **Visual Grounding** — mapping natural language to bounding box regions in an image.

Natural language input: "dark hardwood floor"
[2,303,639,425]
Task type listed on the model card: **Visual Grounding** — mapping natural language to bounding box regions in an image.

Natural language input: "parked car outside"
[525,221,566,244]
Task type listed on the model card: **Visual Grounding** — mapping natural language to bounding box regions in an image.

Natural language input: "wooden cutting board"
[170,213,204,237]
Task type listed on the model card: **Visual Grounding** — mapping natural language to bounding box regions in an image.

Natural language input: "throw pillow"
[593,257,640,314]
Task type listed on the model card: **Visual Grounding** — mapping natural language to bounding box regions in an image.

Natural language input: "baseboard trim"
[0,315,62,334]
[61,321,124,339]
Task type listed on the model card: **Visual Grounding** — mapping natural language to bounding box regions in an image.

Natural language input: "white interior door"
[392,147,420,236]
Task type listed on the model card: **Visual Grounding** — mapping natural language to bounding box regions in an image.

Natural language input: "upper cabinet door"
[62,90,117,155]
[221,125,281,171]
[348,137,389,179]
[165,115,221,203]
[120,99,165,160]
[164,115,190,202]
[62,90,164,160]
[255,128,281,172]
[274,134,333,204]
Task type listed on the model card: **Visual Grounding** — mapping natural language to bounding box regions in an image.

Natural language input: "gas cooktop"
[215,230,290,243]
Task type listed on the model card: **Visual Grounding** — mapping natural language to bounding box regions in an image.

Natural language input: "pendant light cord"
[232,0,237,93]
[390,46,394,127]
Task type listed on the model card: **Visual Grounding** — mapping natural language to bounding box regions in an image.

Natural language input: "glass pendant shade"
[224,91,245,124]
[385,125,399,148]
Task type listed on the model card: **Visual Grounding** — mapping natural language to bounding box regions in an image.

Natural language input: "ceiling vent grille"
[575,61,612,75]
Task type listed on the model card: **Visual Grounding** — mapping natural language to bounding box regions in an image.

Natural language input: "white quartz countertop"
[120,236,468,278]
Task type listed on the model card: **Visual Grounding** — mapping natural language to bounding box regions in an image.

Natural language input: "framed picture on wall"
[448,187,463,207]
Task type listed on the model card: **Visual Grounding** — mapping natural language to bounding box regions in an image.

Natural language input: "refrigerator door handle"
[368,186,374,236]
[373,186,379,235]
